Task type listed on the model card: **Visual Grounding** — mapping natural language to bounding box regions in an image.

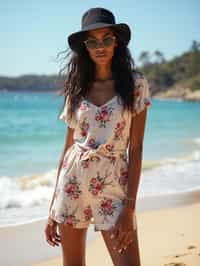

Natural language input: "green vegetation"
[0,40,199,94]
[139,40,200,93]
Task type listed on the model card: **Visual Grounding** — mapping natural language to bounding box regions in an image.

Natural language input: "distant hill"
[0,40,199,100]
[139,40,200,101]
[0,74,62,92]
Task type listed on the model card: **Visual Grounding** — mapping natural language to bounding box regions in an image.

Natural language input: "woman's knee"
[57,223,88,266]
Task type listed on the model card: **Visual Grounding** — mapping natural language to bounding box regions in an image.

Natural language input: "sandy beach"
[30,201,200,266]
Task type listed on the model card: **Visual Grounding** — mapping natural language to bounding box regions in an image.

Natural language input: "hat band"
[82,14,115,29]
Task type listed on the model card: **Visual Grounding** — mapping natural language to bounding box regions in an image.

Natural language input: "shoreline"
[1,89,200,102]
[31,201,200,266]
[1,190,200,265]
[1,187,200,227]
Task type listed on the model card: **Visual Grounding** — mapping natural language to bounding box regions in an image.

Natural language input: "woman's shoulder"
[131,70,152,116]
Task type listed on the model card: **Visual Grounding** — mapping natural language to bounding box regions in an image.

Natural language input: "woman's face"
[84,27,117,65]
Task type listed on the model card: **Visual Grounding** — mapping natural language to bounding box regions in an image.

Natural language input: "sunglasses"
[84,35,116,49]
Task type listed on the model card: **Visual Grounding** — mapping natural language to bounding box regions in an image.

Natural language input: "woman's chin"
[94,57,112,64]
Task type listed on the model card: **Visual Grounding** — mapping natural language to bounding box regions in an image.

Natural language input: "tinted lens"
[85,39,98,49]
[103,36,115,46]
[84,36,115,49]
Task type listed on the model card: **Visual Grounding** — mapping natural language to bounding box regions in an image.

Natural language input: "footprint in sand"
[164,263,186,266]
[187,245,196,250]
[173,253,189,258]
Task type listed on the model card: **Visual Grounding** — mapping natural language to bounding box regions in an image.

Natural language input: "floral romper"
[49,72,152,232]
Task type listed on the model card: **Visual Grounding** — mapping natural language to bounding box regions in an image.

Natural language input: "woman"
[45,7,152,266]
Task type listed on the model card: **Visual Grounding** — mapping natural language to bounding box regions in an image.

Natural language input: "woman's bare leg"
[100,226,141,266]
[57,223,88,266]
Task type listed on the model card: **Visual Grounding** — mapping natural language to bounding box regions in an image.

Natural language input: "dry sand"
[31,201,200,266]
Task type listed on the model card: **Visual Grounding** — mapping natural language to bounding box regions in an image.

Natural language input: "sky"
[0,0,199,77]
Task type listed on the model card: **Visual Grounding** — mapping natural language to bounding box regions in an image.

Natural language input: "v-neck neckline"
[82,95,118,109]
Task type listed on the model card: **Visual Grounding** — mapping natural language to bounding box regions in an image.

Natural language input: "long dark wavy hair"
[55,28,143,121]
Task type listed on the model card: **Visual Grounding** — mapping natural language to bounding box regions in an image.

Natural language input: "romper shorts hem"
[49,212,92,229]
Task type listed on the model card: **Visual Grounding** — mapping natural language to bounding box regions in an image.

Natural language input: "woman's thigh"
[100,227,141,266]
[57,223,88,266]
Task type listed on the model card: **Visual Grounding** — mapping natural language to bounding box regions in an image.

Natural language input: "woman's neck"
[95,63,113,81]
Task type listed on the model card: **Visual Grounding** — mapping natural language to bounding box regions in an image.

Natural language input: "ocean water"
[0,91,200,226]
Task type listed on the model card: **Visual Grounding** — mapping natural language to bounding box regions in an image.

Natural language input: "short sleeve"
[132,75,152,117]
[59,96,77,129]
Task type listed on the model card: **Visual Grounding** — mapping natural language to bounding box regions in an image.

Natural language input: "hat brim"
[67,22,131,52]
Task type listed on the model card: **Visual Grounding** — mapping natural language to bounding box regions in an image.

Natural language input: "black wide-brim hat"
[68,7,131,52]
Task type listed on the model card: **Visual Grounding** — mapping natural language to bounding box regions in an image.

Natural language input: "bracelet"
[124,197,135,201]
[47,216,56,226]
[123,197,135,209]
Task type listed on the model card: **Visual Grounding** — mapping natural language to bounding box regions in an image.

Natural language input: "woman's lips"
[96,53,107,57]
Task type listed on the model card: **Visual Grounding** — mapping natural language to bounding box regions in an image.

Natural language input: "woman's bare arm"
[48,127,75,214]
[126,108,147,211]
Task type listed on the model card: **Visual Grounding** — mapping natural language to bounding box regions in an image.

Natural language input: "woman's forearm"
[125,145,143,210]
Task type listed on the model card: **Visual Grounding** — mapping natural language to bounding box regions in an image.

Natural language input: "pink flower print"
[88,170,113,196]
[88,138,95,146]
[116,122,121,128]
[66,216,73,225]
[65,214,80,225]
[98,197,117,221]
[101,199,113,212]
[92,190,98,195]
[101,109,109,120]
[64,176,82,200]
[80,117,89,137]
[87,138,99,149]
[114,120,126,140]
[81,159,90,168]
[95,182,102,190]
[107,155,116,164]
[105,144,114,152]
[119,167,128,188]
[95,106,114,128]
[66,184,75,193]
[91,177,97,184]
[144,98,152,107]
[83,205,93,221]
[134,88,140,97]
[61,210,80,225]
[79,102,88,110]
[95,115,101,121]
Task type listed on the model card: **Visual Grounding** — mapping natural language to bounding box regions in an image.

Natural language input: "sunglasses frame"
[84,35,116,49]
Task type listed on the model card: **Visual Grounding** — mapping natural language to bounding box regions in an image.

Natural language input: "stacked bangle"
[123,197,135,209]
[47,216,56,226]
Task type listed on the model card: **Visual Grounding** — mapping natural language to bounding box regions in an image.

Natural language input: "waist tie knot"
[73,143,128,162]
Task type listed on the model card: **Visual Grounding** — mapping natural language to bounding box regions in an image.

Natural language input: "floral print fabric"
[49,72,152,231]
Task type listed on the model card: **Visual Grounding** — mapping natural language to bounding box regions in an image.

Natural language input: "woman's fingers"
[55,232,61,242]
[113,229,134,253]
[50,226,61,246]
[45,224,60,247]
[122,231,134,252]
[110,221,120,239]
[110,224,119,240]
[114,228,127,252]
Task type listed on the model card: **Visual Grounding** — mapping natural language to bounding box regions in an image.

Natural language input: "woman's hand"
[109,207,137,253]
[44,217,61,247]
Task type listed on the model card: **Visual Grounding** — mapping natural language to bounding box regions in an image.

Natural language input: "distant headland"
[0,40,199,101]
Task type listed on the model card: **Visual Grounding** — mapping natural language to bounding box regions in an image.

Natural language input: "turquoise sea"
[0,91,200,226]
